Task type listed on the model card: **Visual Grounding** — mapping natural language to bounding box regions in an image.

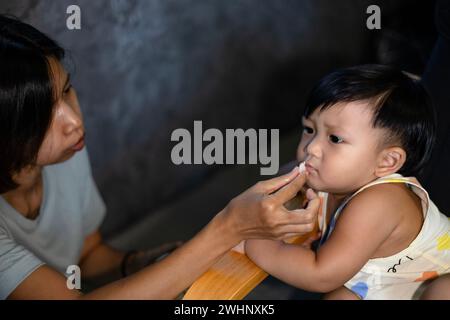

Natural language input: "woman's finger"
[279,196,321,229]
[255,166,300,194]
[304,195,321,214]
[270,171,308,205]
[306,188,318,201]
[272,218,318,236]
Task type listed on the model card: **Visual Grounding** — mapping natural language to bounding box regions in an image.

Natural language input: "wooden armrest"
[183,192,322,300]
[182,231,316,300]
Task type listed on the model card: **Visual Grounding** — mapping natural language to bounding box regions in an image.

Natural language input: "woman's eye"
[303,126,314,134]
[329,135,344,144]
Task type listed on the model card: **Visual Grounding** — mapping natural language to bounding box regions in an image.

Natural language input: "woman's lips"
[71,135,85,151]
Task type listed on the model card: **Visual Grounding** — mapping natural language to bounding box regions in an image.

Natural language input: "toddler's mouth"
[305,162,317,174]
[299,161,317,174]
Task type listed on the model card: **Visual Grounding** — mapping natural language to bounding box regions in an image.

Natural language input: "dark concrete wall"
[0,0,436,238]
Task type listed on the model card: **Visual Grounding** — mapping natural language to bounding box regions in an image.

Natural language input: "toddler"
[245,64,450,299]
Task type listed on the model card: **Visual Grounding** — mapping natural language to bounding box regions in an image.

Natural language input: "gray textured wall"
[0,0,435,238]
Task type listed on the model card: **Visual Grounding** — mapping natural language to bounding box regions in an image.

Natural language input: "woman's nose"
[59,103,83,135]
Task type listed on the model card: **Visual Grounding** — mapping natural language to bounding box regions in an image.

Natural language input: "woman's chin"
[52,151,76,164]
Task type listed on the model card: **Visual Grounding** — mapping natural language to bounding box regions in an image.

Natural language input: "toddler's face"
[296,101,387,195]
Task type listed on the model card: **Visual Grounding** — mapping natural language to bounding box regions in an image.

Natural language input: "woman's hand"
[220,166,321,245]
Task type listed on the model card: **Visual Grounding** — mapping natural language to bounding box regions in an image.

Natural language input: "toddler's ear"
[375,147,406,177]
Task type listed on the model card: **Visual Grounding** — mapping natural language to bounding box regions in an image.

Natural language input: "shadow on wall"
[0,0,436,239]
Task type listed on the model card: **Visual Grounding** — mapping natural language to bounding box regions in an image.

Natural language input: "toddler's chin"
[305,177,329,193]
[305,177,319,191]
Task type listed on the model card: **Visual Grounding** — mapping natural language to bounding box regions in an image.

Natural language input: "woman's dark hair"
[303,64,436,177]
[0,15,65,193]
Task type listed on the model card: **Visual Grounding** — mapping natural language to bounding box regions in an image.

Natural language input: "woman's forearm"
[82,210,239,299]
[9,166,320,300]
[79,244,125,284]
[81,167,316,299]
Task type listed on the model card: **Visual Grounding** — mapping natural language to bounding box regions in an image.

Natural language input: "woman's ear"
[374,147,406,177]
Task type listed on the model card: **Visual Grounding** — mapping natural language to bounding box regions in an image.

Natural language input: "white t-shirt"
[0,147,106,299]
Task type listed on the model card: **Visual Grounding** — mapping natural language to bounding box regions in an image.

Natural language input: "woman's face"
[296,101,386,194]
[36,58,85,166]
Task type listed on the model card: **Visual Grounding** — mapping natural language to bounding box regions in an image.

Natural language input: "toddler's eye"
[303,126,314,135]
[329,135,344,144]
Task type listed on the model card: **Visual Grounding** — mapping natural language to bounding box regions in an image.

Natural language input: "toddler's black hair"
[303,64,436,177]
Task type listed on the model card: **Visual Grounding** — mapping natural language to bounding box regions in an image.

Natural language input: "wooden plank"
[183,192,321,300]
[183,232,314,300]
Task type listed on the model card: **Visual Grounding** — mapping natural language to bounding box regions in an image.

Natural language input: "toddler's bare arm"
[246,184,402,292]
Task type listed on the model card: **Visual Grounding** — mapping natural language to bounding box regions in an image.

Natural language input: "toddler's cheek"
[296,143,307,162]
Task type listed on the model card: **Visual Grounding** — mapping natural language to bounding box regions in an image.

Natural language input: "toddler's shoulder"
[333,182,416,247]
[352,181,417,205]
[357,182,413,200]
[344,182,421,221]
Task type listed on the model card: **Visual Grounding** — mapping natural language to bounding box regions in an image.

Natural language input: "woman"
[0,15,319,299]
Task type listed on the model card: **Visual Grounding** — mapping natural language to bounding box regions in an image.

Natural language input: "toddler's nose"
[305,137,322,159]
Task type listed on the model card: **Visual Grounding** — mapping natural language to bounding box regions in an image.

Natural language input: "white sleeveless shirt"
[317,174,450,299]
